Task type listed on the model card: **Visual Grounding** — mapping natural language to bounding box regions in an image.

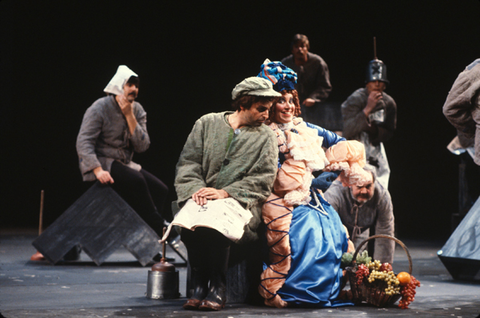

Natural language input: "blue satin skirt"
[277,193,353,307]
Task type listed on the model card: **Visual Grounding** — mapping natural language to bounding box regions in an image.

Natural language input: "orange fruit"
[397,272,411,285]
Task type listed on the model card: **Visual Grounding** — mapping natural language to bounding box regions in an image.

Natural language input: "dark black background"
[2,0,479,240]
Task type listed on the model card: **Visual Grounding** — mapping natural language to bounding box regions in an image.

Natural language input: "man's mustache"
[357,194,370,199]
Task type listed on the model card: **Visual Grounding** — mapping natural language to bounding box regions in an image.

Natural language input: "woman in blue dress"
[257,60,369,308]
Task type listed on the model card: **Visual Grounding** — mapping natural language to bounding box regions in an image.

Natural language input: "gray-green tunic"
[174,111,278,244]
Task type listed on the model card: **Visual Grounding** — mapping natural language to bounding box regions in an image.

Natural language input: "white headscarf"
[103,65,138,95]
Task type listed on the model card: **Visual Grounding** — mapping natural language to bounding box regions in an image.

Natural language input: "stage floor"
[1,229,479,317]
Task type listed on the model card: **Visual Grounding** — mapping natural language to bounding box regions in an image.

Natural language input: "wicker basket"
[346,235,413,307]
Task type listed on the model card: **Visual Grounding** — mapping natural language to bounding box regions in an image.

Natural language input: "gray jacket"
[324,180,395,264]
[341,87,396,146]
[341,88,397,188]
[443,59,480,165]
[76,95,150,181]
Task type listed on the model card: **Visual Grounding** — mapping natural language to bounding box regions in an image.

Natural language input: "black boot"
[183,246,209,310]
[198,246,230,311]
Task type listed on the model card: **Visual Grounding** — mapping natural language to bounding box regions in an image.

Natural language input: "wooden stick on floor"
[31,190,46,261]
[39,190,44,235]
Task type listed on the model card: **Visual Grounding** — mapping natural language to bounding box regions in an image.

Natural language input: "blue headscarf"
[258,59,297,92]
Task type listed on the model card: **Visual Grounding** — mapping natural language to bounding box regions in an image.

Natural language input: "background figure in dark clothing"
[281,34,332,126]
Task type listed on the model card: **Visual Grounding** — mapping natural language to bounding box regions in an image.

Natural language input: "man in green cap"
[173,76,280,311]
